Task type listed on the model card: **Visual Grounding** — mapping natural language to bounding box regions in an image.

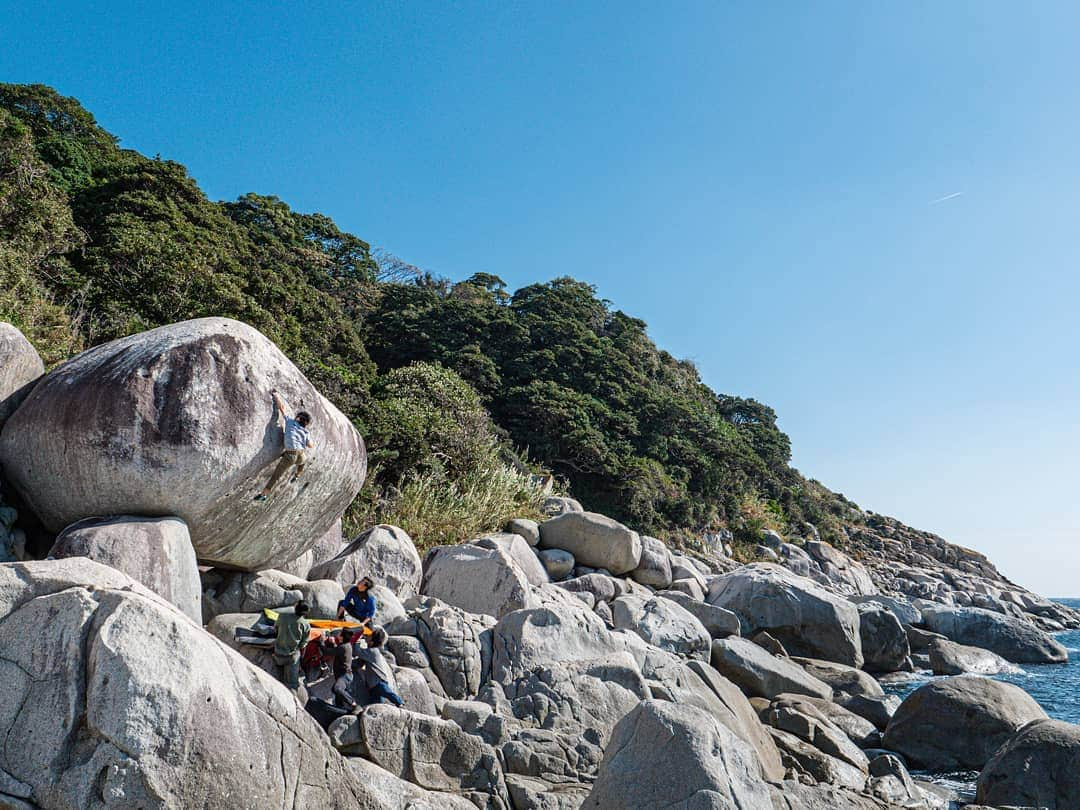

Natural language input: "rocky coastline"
[0,316,1076,810]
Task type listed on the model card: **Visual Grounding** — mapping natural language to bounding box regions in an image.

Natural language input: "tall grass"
[350,463,547,553]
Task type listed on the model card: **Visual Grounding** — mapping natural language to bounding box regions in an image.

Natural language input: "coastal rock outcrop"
[882,675,1048,769]
[927,637,1020,676]
[583,700,773,809]
[48,514,201,622]
[611,594,711,660]
[855,601,910,672]
[708,563,864,667]
[710,636,833,700]
[0,558,385,810]
[0,322,44,428]
[311,524,423,599]
[329,705,509,805]
[0,318,367,571]
[422,542,535,619]
[918,603,1067,663]
[975,718,1080,809]
[538,511,642,575]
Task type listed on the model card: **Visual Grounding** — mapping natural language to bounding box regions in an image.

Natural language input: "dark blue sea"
[882,598,1080,802]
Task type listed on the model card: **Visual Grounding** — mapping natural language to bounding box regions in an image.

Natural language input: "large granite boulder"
[849,594,922,626]
[277,519,344,579]
[473,532,549,587]
[766,727,866,791]
[685,659,786,782]
[407,597,494,699]
[628,535,672,589]
[760,696,869,773]
[882,676,1048,769]
[0,558,386,810]
[310,524,423,600]
[928,637,1020,676]
[856,602,910,673]
[918,603,1068,663]
[48,515,201,622]
[0,318,366,571]
[329,705,508,805]
[0,322,44,429]
[491,604,630,684]
[708,563,864,667]
[976,718,1080,809]
[201,568,344,621]
[710,637,833,700]
[538,512,642,575]
[422,542,535,619]
[347,758,478,810]
[791,657,884,701]
[583,700,773,809]
[611,594,711,660]
[657,589,741,638]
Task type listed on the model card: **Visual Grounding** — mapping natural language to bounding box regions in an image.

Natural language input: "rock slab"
[48,514,201,622]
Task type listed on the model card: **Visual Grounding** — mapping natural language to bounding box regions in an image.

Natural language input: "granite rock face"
[48,514,201,622]
[611,594,711,660]
[583,700,774,809]
[708,564,864,667]
[0,322,44,429]
[855,601,910,673]
[710,637,833,700]
[310,524,423,600]
[883,676,1048,769]
[918,603,1068,664]
[422,542,535,619]
[0,558,385,810]
[976,718,1080,809]
[928,637,1021,676]
[538,511,642,575]
[0,318,367,571]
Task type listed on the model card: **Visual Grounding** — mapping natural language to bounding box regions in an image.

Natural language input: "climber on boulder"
[255,389,313,502]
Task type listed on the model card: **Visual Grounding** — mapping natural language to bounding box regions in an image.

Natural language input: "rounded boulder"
[0,318,366,571]
[976,718,1080,809]
[538,511,642,576]
[0,322,44,429]
[882,675,1048,769]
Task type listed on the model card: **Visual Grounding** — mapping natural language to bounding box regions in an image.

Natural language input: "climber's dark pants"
[265,449,306,491]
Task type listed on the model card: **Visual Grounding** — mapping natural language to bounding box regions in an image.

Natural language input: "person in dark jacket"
[329,630,357,710]
[353,626,403,707]
[337,576,376,625]
[273,601,311,689]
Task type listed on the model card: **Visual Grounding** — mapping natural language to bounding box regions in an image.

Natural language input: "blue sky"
[4,2,1080,594]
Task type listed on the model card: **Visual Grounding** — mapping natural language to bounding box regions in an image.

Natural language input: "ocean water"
[881,598,1080,801]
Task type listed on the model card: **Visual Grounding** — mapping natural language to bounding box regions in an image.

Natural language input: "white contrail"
[929,191,964,205]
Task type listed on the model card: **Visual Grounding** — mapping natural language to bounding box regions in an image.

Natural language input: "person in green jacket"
[273,601,311,689]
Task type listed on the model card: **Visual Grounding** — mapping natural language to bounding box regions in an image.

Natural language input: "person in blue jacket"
[337,576,376,625]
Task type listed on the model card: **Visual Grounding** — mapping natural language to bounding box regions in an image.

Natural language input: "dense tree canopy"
[0,83,862,549]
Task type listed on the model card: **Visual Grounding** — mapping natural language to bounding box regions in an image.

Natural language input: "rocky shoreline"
[0,317,1076,809]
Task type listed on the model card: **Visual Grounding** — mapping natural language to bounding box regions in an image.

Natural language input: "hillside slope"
[0,84,1037,618]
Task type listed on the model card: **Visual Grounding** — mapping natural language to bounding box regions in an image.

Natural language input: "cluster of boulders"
[0,317,1077,810]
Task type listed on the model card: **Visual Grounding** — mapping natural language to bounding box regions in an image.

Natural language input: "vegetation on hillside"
[0,83,863,552]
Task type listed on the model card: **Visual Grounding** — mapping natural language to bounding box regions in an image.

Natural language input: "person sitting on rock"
[337,576,376,625]
[353,626,403,708]
[273,601,311,690]
[254,390,313,502]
